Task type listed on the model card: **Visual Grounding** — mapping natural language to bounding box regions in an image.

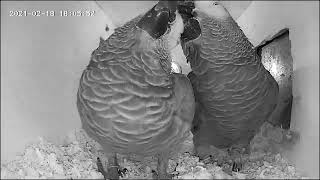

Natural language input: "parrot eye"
[212,1,219,6]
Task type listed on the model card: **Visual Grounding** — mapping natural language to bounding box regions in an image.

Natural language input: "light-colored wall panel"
[238,1,319,178]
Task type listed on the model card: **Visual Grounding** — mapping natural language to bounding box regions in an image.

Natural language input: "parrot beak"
[137,1,178,39]
[177,0,201,43]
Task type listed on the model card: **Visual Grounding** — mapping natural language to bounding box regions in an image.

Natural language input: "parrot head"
[137,1,178,40]
[176,1,250,64]
[176,0,234,44]
[135,1,183,74]
[136,0,205,50]
[135,0,205,74]
[178,0,237,37]
[193,1,232,21]
[177,0,201,44]
[136,1,183,50]
[187,1,243,36]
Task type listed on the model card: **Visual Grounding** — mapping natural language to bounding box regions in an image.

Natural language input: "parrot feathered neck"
[211,15,253,47]
[187,12,259,66]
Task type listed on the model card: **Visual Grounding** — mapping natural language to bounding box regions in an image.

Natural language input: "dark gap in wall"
[256,28,290,58]
[259,28,293,130]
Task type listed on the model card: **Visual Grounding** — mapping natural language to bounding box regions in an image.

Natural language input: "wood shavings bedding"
[1,122,308,179]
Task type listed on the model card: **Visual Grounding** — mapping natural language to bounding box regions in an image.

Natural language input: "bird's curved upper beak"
[137,1,178,39]
[177,0,201,43]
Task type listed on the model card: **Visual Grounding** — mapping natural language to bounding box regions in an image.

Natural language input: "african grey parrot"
[180,1,279,171]
[77,1,195,179]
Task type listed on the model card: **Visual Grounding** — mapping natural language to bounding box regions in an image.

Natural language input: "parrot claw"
[227,146,247,172]
[97,156,124,180]
[118,168,128,178]
[231,157,243,172]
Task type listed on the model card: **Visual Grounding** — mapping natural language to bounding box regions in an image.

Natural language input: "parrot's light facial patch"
[194,1,231,20]
[170,39,191,75]
[166,11,184,50]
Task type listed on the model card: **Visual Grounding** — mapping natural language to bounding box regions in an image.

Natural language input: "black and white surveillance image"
[1,1,319,179]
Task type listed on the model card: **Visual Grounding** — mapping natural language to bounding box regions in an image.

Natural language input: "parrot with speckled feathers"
[77,1,196,179]
[179,0,279,171]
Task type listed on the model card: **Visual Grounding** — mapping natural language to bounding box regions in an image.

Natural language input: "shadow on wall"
[1,1,112,162]
[259,29,293,129]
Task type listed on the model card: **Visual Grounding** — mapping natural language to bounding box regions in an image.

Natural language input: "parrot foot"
[97,154,126,180]
[151,154,173,179]
[231,157,243,172]
[227,146,247,172]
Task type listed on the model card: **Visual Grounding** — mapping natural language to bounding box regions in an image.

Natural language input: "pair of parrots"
[77,1,281,179]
